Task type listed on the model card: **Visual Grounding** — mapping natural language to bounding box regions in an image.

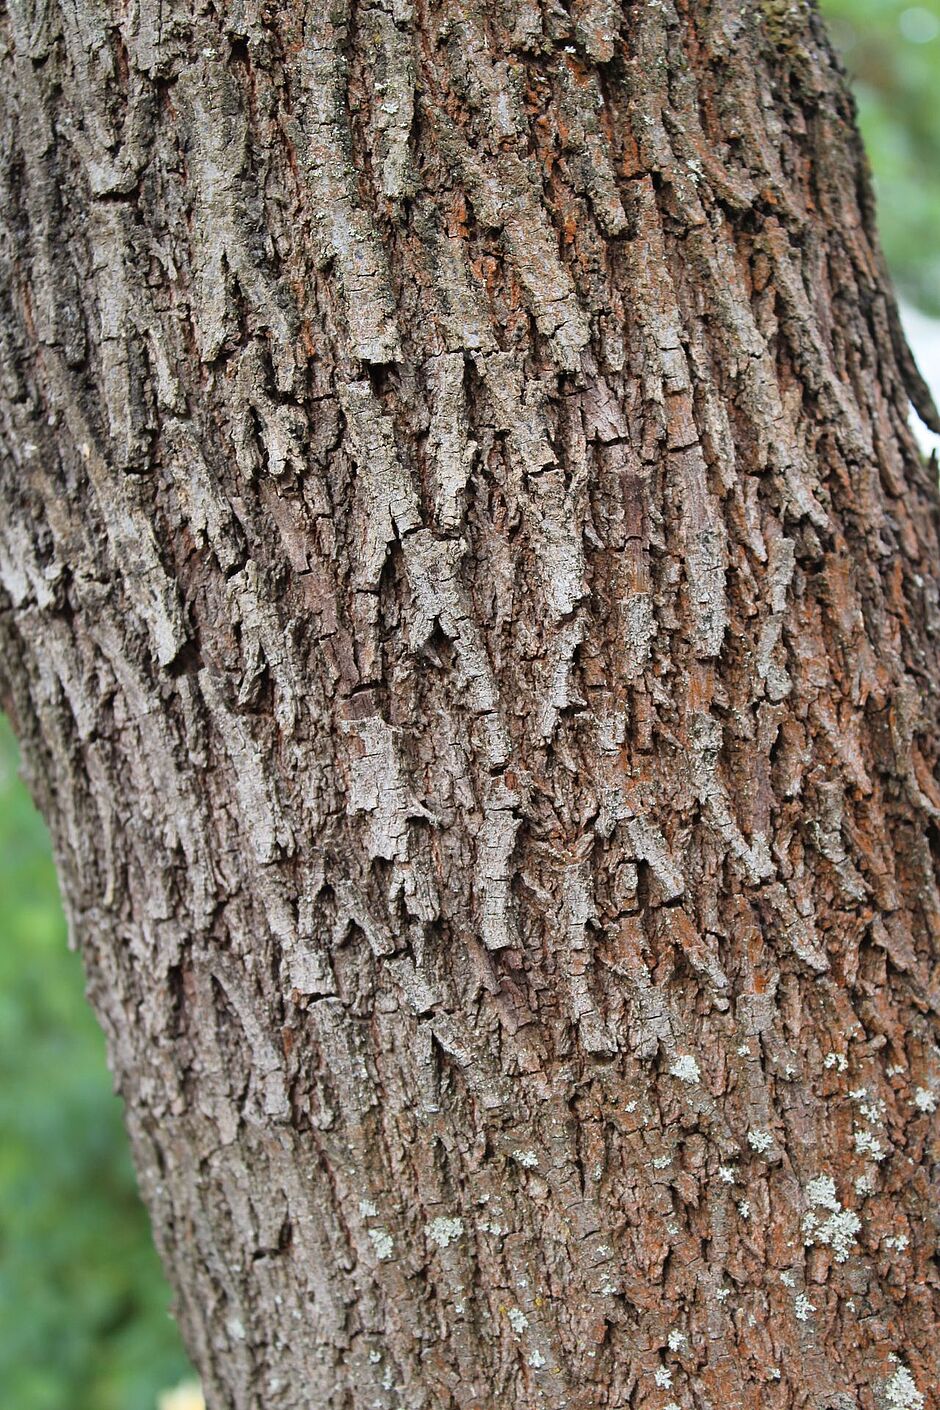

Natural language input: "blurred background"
[0,5,938,1408]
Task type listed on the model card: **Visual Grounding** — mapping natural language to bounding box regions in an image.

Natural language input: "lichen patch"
[425,1216,464,1249]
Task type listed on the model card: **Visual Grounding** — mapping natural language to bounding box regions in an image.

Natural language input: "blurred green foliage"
[0,7,937,1408]
[0,718,191,1410]
[822,0,940,315]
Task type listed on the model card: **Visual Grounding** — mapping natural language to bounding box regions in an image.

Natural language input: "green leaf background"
[826,0,940,316]
[0,718,191,1409]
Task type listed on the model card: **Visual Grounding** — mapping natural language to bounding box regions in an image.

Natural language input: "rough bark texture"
[1,0,940,1406]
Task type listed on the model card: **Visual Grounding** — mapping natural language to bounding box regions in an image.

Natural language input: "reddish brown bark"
[1,1,939,1407]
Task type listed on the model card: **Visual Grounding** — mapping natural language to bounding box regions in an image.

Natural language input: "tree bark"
[1,0,940,1405]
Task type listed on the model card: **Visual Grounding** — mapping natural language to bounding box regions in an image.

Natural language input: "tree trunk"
[1,0,939,1405]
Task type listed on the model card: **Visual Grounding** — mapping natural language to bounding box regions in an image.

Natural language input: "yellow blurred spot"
[158,1382,205,1410]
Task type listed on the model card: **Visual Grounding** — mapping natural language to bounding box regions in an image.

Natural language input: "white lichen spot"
[855,1172,876,1196]
[747,1129,774,1155]
[813,1210,861,1263]
[851,1089,887,1124]
[368,1228,395,1261]
[802,1176,860,1262]
[624,1099,638,1113]
[512,1149,539,1168]
[887,1064,906,1077]
[226,1317,246,1342]
[652,1155,672,1170]
[885,1365,925,1410]
[714,1287,730,1302]
[359,1199,378,1218]
[528,1349,547,1370]
[425,1216,464,1249]
[507,1307,529,1334]
[854,1130,886,1161]
[912,1087,937,1114]
[718,1165,736,1184]
[737,1043,751,1057]
[824,1052,848,1072]
[654,1366,673,1389]
[667,1329,686,1352]
[805,1175,840,1211]
[794,1294,815,1322]
[780,1270,795,1288]
[670,1055,701,1084]
[768,1367,781,1380]
[884,1233,910,1252]
[369,1350,382,1364]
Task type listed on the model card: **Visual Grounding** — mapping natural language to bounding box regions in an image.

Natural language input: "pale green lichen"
[425,1216,464,1249]
[760,0,810,46]
[850,1088,887,1125]
[512,1148,539,1167]
[805,1175,839,1211]
[885,1365,925,1410]
[806,1209,861,1263]
[802,1175,861,1262]
[368,1228,395,1261]
[747,1128,774,1155]
[670,1054,701,1083]
[854,1130,886,1161]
